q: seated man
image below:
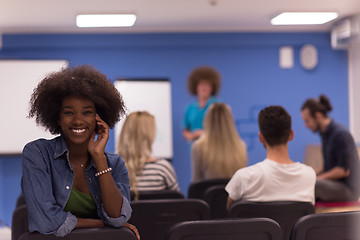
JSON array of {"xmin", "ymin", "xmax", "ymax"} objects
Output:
[
  {"xmin": 301, "ymin": 94, "xmax": 360, "ymax": 202},
  {"xmin": 226, "ymin": 105, "xmax": 316, "ymax": 209}
]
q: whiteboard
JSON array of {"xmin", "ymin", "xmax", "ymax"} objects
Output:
[
  {"xmin": 114, "ymin": 79, "xmax": 173, "ymax": 159},
  {"xmin": 0, "ymin": 60, "xmax": 68, "ymax": 154}
]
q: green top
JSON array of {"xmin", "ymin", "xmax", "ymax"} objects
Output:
[{"xmin": 64, "ymin": 188, "xmax": 98, "ymax": 219}]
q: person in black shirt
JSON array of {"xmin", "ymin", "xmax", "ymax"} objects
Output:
[{"xmin": 301, "ymin": 94, "xmax": 360, "ymax": 202}]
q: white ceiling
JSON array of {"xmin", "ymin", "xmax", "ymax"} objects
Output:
[{"xmin": 0, "ymin": 0, "xmax": 359, "ymax": 34}]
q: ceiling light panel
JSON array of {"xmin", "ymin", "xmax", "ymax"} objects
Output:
[
  {"xmin": 76, "ymin": 14, "xmax": 136, "ymax": 27},
  {"xmin": 271, "ymin": 12, "xmax": 338, "ymax": 25}
]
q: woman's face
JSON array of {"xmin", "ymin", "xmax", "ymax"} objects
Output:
[
  {"xmin": 196, "ymin": 80, "xmax": 213, "ymax": 99},
  {"xmin": 58, "ymin": 96, "xmax": 96, "ymax": 147}
]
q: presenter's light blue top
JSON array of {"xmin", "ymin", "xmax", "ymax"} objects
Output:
[
  {"xmin": 21, "ymin": 135, "xmax": 132, "ymax": 237},
  {"xmin": 183, "ymin": 97, "xmax": 218, "ymax": 132}
]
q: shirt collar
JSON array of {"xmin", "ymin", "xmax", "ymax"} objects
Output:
[
  {"xmin": 54, "ymin": 135, "xmax": 68, "ymax": 159},
  {"xmin": 201, "ymin": 96, "xmax": 216, "ymax": 108},
  {"xmin": 321, "ymin": 119, "xmax": 335, "ymax": 138}
]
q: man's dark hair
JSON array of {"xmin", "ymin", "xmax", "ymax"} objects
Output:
[
  {"xmin": 258, "ymin": 105, "xmax": 291, "ymax": 147},
  {"xmin": 301, "ymin": 94, "xmax": 332, "ymax": 117}
]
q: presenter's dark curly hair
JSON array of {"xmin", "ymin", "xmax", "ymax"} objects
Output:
[
  {"xmin": 187, "ymin": 66, "xmax": 221, "ymax": 96},
  {"xmin": 28, "ymin": 64, "xmax": 125, "ymax": 135}
]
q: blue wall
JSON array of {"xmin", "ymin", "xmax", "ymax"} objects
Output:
[{"xmin": 0, "ymin": 32, "xmax": 348, "ymax": 225}]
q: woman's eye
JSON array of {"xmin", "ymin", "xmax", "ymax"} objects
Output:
[
  {"xmin": 84, "ymin": 111, "xmax": 93, "ymax": 115},
  {"xmin": 64, "ymin": 111, "xmax": 73, "ymax": 115}
]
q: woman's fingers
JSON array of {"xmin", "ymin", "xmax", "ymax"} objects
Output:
[
  {"xmin": 88, "ymin": 114, "xmax": 109, "ymax": 156},
  {"xmin": 124, "ymin": 223, "xmax": 140, "ymax": 240},
  {"xmin": 95, "ymin": 114, "xmax": 109, "ymax": 140}
]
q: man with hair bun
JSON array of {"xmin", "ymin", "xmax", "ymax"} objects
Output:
[{"xmin": 301, "ymin": 94, "xmax": 360, "ymax": 202}]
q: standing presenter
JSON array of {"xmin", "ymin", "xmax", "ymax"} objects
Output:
[{"xmin": 182, "ymin": 66, "xmax": 221, "ymax": 142}]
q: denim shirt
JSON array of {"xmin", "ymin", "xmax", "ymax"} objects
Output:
[{"xmin": 21, "ymin": 135, "xmax": 132, "ymax": 237}]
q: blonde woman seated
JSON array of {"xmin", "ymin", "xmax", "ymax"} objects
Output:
[
  {"xmin": 118, "ymin": 111, "xmax": 180, "ymax": 199},
  {"xmin": 191, "ymin": 102, "xmax": 247, "ymax": 182}
]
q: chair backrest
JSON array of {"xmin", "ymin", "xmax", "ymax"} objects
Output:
[
  {"xmin": 131, "ymin": 190, "xmax": 184, "ymax": 201},
  {"xmin": 16, "ymin": 194, "xmax": 26, "ymax": 208},
  {"xmin": 203, "ymin": 184, "xmax": 228, "ymax": 219},
  {"xmin": 11, "ymin": 205, "xmax": 29, "ymax": 240},
  {"xmin": 11, "ymin": 205, "xmax": 137, "ymax": 240},
  {"xmin": 165, "ymin": 218, "xmax": 282, "ymax": 240},
  {"xmin": 290, "ymin": 211, "xmax": 360, "ymax": 240},
  {"xmin": 303, "ymin": 144, "xmax": 324, "ymax": 174},
  {"xmin": 229, "ymin": 201, "xmax": 315, "ymax": 240},
  {"xmin": 129, "ymin": 199, "xmax": 210, "ymax": 240},
  {"xmin": 18, "ymin": 227, "xmax": 137, "ymax": 240},
  {"xmin": 188, "ymin": 178, "xmax": 230, "ymax": 199}
]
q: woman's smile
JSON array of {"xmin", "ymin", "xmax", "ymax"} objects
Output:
[{"xmin": 71, "ymin": 128, "xmax": 88, "ymax": 135}]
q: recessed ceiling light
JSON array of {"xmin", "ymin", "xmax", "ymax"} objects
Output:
[
  {"xmin": 76, "ymin": 14, "xmax": 136, "ymax": 28},
  {"xmin": 271, "ymin": 12, "xmax": 338, "ymax": 25}
]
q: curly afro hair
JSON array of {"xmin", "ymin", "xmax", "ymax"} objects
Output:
[
  {"xmin": 28, "ymin": 64, "xmax": 126, "ymax": 135},
  {"xmin": 187, "ymin": 66, "xmax": 221, "ymax": 96}
]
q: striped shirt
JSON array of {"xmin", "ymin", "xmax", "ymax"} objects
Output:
[{"xmin": 136, "ymin": 159, "xmax": 180, "ymax": 192}]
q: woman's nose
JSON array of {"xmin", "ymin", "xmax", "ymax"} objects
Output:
[{"xmin": 73, "ymin": 113, "xmax": 84, "ymax": 124}]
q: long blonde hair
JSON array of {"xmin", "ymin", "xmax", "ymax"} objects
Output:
[
  {"xmin": 196, "ymin": 102, "xmax": 247, "ymax": 178},
  {"xmin": 117, "ymin": 111, "xmax": 156, "ymax": 197}
]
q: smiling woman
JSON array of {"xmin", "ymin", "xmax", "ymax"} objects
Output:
[{"xmin": 22, "ymin": 65, "xmax": 139, "ymax": 239}]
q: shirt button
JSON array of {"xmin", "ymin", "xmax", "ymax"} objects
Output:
[{"xmin": 66, "ymin": 186, "xmax": 70, "ymax": 190}]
